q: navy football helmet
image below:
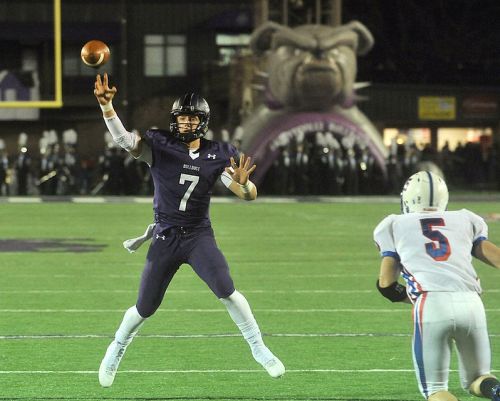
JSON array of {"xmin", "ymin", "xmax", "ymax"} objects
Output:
[{"xmin": 169, "ymin": 93, "xmax": 210, "ymax": 143}]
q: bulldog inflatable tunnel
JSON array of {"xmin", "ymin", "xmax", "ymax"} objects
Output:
[{"xmin": 240, "ymin": 20, "xmax": 388, "ymax": 187}]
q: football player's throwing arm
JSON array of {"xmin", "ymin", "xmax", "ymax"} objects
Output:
[{"xmin": 94, "ymin": 73, "xmax": 150, "ymax": 163}]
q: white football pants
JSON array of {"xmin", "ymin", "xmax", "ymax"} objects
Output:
[{"xmin": 412, "ymin": 291, "xmax": 492, "ymax": 399}]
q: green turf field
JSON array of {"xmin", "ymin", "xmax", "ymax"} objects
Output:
[{"xmin": 0, "ymin": 200, "xmax": 499, "ymax": 401}]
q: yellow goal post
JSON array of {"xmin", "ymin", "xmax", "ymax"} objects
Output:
[{"xmin": 0, "ymin": 0, "xmax": 62, "ymax": 108}]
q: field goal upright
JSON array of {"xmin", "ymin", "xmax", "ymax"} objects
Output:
[{"xmin": 0, "ymin": 0, "xmax": 62, "ymax": 109}]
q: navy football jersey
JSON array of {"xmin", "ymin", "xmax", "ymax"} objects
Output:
[{"xmin": 143, "ymin": 129, "xmax": 238, "ymax": 229}]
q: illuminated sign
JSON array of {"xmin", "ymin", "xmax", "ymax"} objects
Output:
[{"xmin": 418, "ymin": 96, "xmax": 456, "ymax": 120}]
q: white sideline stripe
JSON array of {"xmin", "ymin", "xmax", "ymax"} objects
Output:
[
  {"xmin": 2, "ymin": 195, "xmax": 498, "ymax": 204},
  {"xmin": 131, "ymin": 197, "xmax": 154, "ymax": 203},
  {"xmin": 0, "ymin": 196, "xmax": 400, "ymax": 204},
  {"xmin": 7, "ymin": 197, "xmax": 42, "ymax": 203},
  {"xmin": 71, "ymin": 197, "xmax": 106, "ymax": 203}
]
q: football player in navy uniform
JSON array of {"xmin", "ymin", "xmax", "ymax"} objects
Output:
[{"xmin": 93, "ymin": 73, "xmax": 285, "ymax": 387}]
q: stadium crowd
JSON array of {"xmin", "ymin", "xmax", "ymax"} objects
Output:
[{"xmin": 0, "ymin": 128, "xmax": 498, "ymax": 196}]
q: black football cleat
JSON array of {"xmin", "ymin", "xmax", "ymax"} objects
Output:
[{"xmin": 492, "ymin": 384, "xmax": 500, "ymax": 401}]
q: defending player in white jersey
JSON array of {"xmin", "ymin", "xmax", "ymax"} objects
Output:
[{"xmin": 373, "ymin": 171, "xmax": 500, "ymax": 401}]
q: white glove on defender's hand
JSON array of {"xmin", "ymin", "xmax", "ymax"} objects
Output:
[{"xmin": 123, "ymin": 223, "xmax": 156, "ymax": 253}]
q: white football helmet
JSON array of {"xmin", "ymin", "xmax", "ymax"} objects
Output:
[{"xmin": 400, "ymin": 171, "xmax": 449, "ymax": 214}]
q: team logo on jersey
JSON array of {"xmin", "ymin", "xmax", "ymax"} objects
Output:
[
  {"xmin": 183, "ymin": 164, "xmax": 200, "ymax": 172},
  {"xmin": 207, "ymin": 154, "xmax": 216, "ymax": 159},
  {"xmin": 156, "ymin": 234, "xmax": 166, "ymax": 241}
]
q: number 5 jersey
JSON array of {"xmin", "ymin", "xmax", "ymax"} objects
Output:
[{"xmin": 373, "ymin": 209, "xmax": 488, "ymax": 300}]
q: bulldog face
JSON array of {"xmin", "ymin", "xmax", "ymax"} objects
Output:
[{"xmin": 251, "ymin": 21, "xmax": 373, "ymax": 110}]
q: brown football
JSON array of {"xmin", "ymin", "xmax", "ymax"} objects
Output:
[{"xmin": 81, "ymin": 40, "xmax": 110, "ymax": 68}]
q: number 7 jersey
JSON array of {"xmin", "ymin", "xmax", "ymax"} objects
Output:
[
  {"xmin": 373, "ymin": 209, "xmax": 488, "ymax": 299},
  {"xmin": 143, "ymin": 129, "xmax": 238, "ymax": 229}
]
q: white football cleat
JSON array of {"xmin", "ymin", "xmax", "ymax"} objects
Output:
[
  {"xmin": 262, "ymin": 357, "xmax": 285, "ymax": 378},
  {"xmin": 99, "ymin": 340, "xmax": 127, "ymax": 387},
  {"xmin": 251, "ymin": 344, "xmax": 285, "ymax": 378}
]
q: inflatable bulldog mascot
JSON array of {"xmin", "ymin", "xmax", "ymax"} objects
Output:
[{"xmin": 241, "ymin": 20, "xmax": 388, "ymax": 184}]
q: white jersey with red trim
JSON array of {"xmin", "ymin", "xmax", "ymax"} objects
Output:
[{"xmin": 373, "ymin": 209, "xmax": 487, "ymax": 300}]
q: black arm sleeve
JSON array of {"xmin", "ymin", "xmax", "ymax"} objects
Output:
[{"xmin": 376, "ymin": 280, "xmax": 408, "ymax": 302}]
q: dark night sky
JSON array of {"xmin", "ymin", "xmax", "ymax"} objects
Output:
[{"xmin": 340, "ymin": 0, "xmax": 500, "ymax": 86}]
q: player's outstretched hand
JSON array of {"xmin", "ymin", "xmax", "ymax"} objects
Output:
[
  {"xmin": 94, "ymin": 73, "xmax": 117, "ymax": 106},
  {"xmin": 226, "ymin": 153, "xmax": 256, "ymax": 185}
]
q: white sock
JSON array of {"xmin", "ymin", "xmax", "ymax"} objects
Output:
[
  {"xmin": 220, "ymin": 290, "xmax": 274, "ymax": 363},
  {"xmin": 114, "ymin": 305, "xmax": 146, "ymax": 346}
]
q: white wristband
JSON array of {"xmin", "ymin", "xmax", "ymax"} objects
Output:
[
  {"xmin": 239, "ymin": 181, "xmax": 255, "ymax": 194},
  {"xmin": 220, "ymin": 171, "xmax": 233, "ymax": 188},
  {"xmin": 100, "ymin": 102, "xmax": 114, "ymax": 113}
]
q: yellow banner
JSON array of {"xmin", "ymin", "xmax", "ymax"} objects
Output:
[{"xmin": 418, "ymin": 96, "xmax": 456, "ymax": 120}]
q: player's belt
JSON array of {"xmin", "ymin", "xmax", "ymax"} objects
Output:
[{"xmin": 165, "ymin": 225, "xmax": 200, "ymax": 235}]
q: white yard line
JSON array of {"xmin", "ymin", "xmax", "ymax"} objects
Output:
[
  {"xmin": 0, "ymin": 308, "xmax": 413, "ymax": 313},
  {"xmin": 1, "ymin": 332, "xmax": 500, "ymax": 340},
  {"xmin": 1, "ymin": 368, "xmax": 498, "ymax": 374},
  {"xmin": 0, "ymin": 273, "xmax": 376, "ymax": 279},
  {"xmin": 1, "ymin": 308, "xmax": 500, "ymax": 313},
  {"xmin": 0, "ymin": 289, "xmax": 375, "ymax": 294},
  {"xmin": 0, "ymin": 333, "xmax": 410, "ymax": 340},
  {"xmin": 1, "ymin": 288, "xmax": 500, "ymax": 294},
  {"xmin": 0, "ymin": 368, "xmax": 432, "ymax": 374}
]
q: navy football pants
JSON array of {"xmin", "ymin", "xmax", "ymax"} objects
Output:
[{"xmin": 136, "ymin": 226, "xmax": 235, "ymax": 318}]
